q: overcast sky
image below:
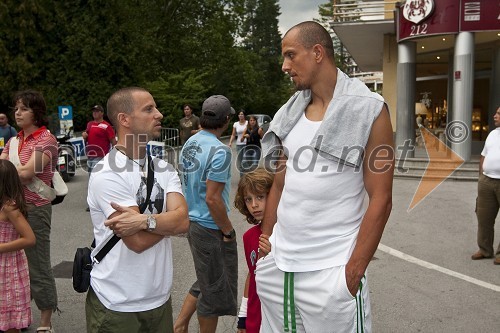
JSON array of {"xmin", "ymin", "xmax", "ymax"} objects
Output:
[{"xmin": 278, "ymin": 0, "xmax": 325, "ymax": 35}]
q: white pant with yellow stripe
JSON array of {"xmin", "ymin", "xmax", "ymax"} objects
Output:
[{"xmin": 256, "ymin": 251, "xmax": 371, "ymax": 333}]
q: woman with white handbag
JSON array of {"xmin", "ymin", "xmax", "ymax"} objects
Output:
[{"xmin": 0, "ymin": 90, "xmax": 59, "ymax": 333}]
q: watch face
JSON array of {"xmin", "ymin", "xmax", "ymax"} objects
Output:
[{"xmin": 147, "ymin": 215, "xmax": 157, "ymax": 231}]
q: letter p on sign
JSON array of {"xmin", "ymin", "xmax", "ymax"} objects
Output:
[{"xmin": 58, "ymin": 105, "xmax": 73, "ymax": 120}]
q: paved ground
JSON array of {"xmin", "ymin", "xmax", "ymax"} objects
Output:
[{"xmin": 23, "ymin": 149, "xmax": 499, "ymax": 333}]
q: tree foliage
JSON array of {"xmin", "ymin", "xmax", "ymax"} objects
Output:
[{"xmin": 0, "ymin": 0, "xmax": 291, "ymax": 132}]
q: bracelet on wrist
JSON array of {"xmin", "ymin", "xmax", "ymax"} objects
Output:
[
  {"xmin": 222, "ymin": 228, "xmax": 236, "ymax": 239},
  {"xmin": 237, "ymin": 317, "xmax": 246, "ymax": 329}
]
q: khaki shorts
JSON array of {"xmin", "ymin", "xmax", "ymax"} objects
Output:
[{"xmin": 85, "ymin": 287, "xmax": 173, "ymax": 333}]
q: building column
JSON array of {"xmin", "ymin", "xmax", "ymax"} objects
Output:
[
  {"xmin": 446, "ymin": 49, "xmax": 454, "ymax": 130},
  {"xmin": 451, "ymin": 32, "xmax": 474, "ymax": 160},
  {"xmin": 489, "ymin": 44, "xmax": 500, "ymax": 132},
  {"xmin": 395, "ymin": 41, "xmax": 416, "ymax": 158}
]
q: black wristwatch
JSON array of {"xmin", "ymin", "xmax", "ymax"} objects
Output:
[{"xmin": 222, "ymin": 228, "xmax": 236, "ymax": 239}]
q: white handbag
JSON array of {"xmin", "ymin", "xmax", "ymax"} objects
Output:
[{"xmin": 8, "ymin": 134, "xmax": 68, "ymax": 204}]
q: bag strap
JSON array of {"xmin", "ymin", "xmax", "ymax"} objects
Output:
[
  {"xmin": 139, "ymin": 154, "xmax": 155, "ymax": 214},
  {"xmin": 93, "ymin": 154, "xmax": 155, "ymax": 263}
]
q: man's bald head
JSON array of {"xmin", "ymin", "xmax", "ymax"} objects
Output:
[{"xmin": 284, "ymin": 21, "xmax": 335, "ymax": 62}]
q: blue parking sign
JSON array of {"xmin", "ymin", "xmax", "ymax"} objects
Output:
[{"xmin": 58, "ymin": 106, "xmax": 73, "ymax": 120}]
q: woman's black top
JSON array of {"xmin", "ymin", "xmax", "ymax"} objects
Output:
[{"xmin": 246, "ymin": 126, "xmax": 261, "ymax": 148}]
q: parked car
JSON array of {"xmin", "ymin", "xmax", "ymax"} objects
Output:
[{"xmin": 248, "ymin": 114, "xmax": 272, "ymax": 133}]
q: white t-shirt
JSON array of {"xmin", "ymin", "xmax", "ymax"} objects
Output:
[
  {"xmin": 481, "ymin": 127, "xmax": 500, "ymax": 179},
  {"xmin": 234, "ymin": 121, "xmax": 248, "ymax": 145},
  {"xmin": 88, "ymin": 149, "xmax": 183, "ymax": 312},
  {"xmin": 271, "ymin": 113, "xmax": 366, "ymax": 272}
]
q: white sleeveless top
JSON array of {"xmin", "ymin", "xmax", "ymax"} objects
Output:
[
  {"xmin": 271, "ymin": 113, "xmax": 366, "ymax": 272},
  {"xmin": 234, "ymin": 121, "xmax": 248, "ymax": 145}
]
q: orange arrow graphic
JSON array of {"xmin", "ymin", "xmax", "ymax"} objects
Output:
[{"xmin": 408, "ymin": 126, "xmax": 465, "ymax": 211}]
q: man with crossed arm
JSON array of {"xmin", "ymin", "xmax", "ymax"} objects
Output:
[{"xmin": 86, "ymin": 87, "xmax": 189, "ymax": 333}]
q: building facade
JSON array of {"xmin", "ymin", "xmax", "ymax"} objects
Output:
[{"xmin": 331, "ymin": 0, "xmax": 500, "ymax": 160}]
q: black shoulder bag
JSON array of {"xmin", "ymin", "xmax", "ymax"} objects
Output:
[{"xmin": 72, "ymin": 155, "xmax": 155, "ymax": 293}]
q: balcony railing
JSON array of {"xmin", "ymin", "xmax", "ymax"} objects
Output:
[{"xmin": 332, "ymin": 0, "xmax": 398, "ymax": 22}]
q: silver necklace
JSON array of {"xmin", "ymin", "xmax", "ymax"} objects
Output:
[{"xmin": 115, "ymin": 148, "xmax": 146, "ymax": 170}]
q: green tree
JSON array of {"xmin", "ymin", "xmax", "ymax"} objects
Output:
[
  {"xmin": 238, "ymin": 0, "xmax": 290, "ymax": 115},
  {"xmin": 0, "ymin": 0, "xmax": 289, "ymax": 132},
  {"xmin": 0, "ymin": 0, "xmax": 59, "ymax": 108},
  {"xmin": 146, "ymin": 69, "xmax": 211, "ymax": 129},
  {"xmin": 44, "ymin": 0, "xmax": 162, "ymax": 130}
]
